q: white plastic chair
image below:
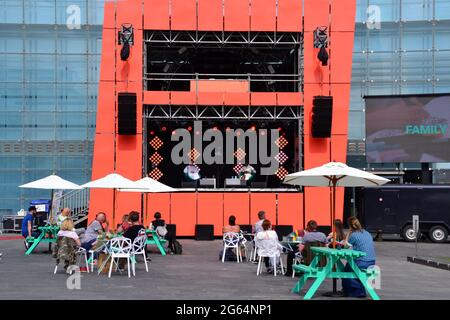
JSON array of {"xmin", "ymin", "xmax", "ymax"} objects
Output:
[
  {"xmin": 292, "ymin": 251, "xmax": 303, "ymax": 278},
  {"xmin": 255, "ymin": 238, "xmax": 284, "ymax": 276},
  {"xmin": 131, "ymin": 231, "xmax": 149, "ymax": 275},
  {"xmin": 222, "ymin": 232, "xmax": 242, "ymax": 263},
  {"xmin": 107, "ymin": 237, "xmax": 132, "ymax": 278}
]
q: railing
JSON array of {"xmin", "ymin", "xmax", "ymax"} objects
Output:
[
  {"xmin": 55, "ymin": 188, "xmax": 90, "ymax": 226},
  {"xmin": 144, "ymin": 72, "xmax": 303, "ymax": 92}
]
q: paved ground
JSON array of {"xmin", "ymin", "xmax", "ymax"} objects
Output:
[{"xmin": 0, "ymin": 237, "xmax": 449, "ymax": 300}]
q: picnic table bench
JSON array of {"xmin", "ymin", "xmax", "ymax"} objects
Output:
[
  {"xmin": 25, "ymin": 225, "xmax": 59, "ymax": 255},
  {"xmin": 292, "ymin": 247, "xmax": 380, "ymax": 300}
]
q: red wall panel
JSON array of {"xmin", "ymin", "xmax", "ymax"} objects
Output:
[
  {"xmin": 171, "ymin": 0, "xmax": 197, "ymax": 31},
  {"xmin": 277, "ymin": 193, "xmax": 303, "ymax": 230},
  {"xmin": 304, "ymin": 0, "xmax": 330, "ymax": 32},
  {"xmin": 304, "ymin": 187, "xmax": 332, "ymax": 226},
  {"xmin": 197, "ymin": 92, "xmax": 224, "ymax": 105},
  {"xmin": 250, "ymin": 193, "xmax": 276, "ymax": 225},
  {"xmin": 198, "ymin": 193, "xmax": 224, "ymax": 236},
  {"xmin": 225, "ymin": 0, "xmax": 250, "ymax": 31},
  {"xmin": 198, "ymin": 0, "xmax": 223, "ymax": 31},
  {"xmin": 102, "ymin": 2, "xmax": 115, "ymax": 29},
  {"xmin": 277, "ymin": 0, "xmax": 302, "ymax": 32},
  {"xmin": 143, "ymin": 91, "xmax": 171, "ymax": 105},
  {"xmin": 171, "ymin": 193, "xmax": 197, "ymax": 236},
  {"xmin": 99, "ymin": 29, "xmax": 116, "ymax": 82},
  {"xmin": 116, "ymin": 0, "xmax": 142, "ymax": 29},
  {"xmin": 277, "ymin": 93, "xmax": 303, "ymax": 106},
  {"xmin": 251, "ymin": 0, "xmax": 276, "ymax": 31},
  {"xmin": 144, "ymin": 0, "xmax": 170, "ymax": 30},
  {"xmin": 331, "ymin": 0, "xmax": 357, "ymax": 32},
  {"xmin": 171, "ymin": 91, "xmax": 196, "ymax": 105},
  {"xmin": 330, "ymin": 84, "xmax": 351, "ymax": 135},
  {"xmin": 224, "ymin": 193, "xmax": 250, "ymax": 225},
  {"xmin": 95, "ymin": 82, "xmax": 116, "ymax": 134},
  {"xmin": 330, "ymin": 32, "xmax": 355, "ymax": 84},
  {"xmin": 251, "ymin": 92, "xmax": 277, "ymax": 106},
  {"xmin": 224, "ymin": 92, "xmax": 250, "ymax": 106},
  {"xmin": 145, "ymin": 193, "xmax": 171, "ymax": 226}
]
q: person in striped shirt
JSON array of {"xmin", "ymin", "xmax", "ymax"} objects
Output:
[{"xmin": 342, "ymin": 216, "xmax": 376, "ymax": 298}]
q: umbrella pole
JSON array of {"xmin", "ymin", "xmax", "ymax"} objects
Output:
[
  {"xmin": 332, "ymin": 181, "xmax": 337, "ymax": 293},
  {"xmin": 145, "ymin": 193, "xmax": 148, "ymax": 227},
  {"xmin": 112, "ymin": 188, "xmax": 116, "ymax": 231}
]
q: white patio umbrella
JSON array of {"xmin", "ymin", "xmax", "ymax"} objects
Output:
[
  {"xmin": 284, "ymin": 162, "xmax": 390, "ymax": 247},
  {"xmin": 119, "ymin": 177, "xmax": 177, "ymax": 226},
  {"xmin": 19, "ymin": 174, "xmax": 83, "ymax": 223},
  {"xmin": 81, "ymin": 173, "xmax": 146, "ymax": 228}
]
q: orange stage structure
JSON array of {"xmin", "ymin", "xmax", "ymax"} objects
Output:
[{"xmin": 89, "ymin": 0, "xmax": 357, "ymax": 236}]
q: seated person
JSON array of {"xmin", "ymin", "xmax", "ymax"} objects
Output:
[
  {"xmin": 285, "ymin": 220, "xmax": 327, "ymax": 276},
  {"xmin": 254, "ymin": 219, "xmax": 282, "ymax": 274},
  {"xmin": 223, "ymin": 215, "xmax": 240, "ymax": 233},
  {"xmin": 57, "ymin": 207, "xmax": 86, "ymax": 236},
  {"xmin": 116, "ymin": 214, "xmax": 130, "ymax": 233},
  {"xmin": 22, "ymin": 206, "xmax": 38, "ymax": 244},
  {"xmin": 327, "ymin": 219, "xmax": 346, "ymax": 247},
  {"xmin": 80, "ymin": 212, "xmax": 109, "ymax": 251},
  {"xmin": 150, "ymin": 212, "xmax": 175, "ymax": 253},
  {"xmin": 253, "ymin": 211, "xmax": 266, "ymax": 235},
  {"xmin": 123, "ymin": 211, "xmax": 145, "ymax": 243},
  {"xmin": 341, "ymin": 217, "xmax": 376, "ymax": 298},
  {"xmin": 53, "ymin": 219, "xmax": 81, "ymax": 273}
]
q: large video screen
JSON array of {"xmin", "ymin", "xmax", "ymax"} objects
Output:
[{"xmin": 365, "ymin": 94, "xmax": 450, "ymax": 163}]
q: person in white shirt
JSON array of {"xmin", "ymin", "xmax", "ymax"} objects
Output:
[
  {"xmin": 253, "ymin": 211, "xmax": 266, "ymax": 235},
  {"xmin": 254, "ymin": 219, "xmax": 282, "ymax": 274}
]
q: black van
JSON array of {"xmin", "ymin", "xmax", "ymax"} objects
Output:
[{"xmin": 358, "ymin": 185, "xmax": 450, "ymax": 243}]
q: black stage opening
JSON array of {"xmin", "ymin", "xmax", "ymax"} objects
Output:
[{"xmin": 145, "ymin": 119, "xmax": 300, "ymax": 188}]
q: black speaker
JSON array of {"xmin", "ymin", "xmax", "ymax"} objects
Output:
[
  {"xmin": 239, "ymin": 224, "xmax": 253, "ymax": 234},
  {"xmin": 118, "ymin": 92, "xmax": 137, "ymax": 135},
  {"xmin": 274, "ymin": 225, "xmax": 293, "ymax": 241},
  {"xmin": 167, "ymin": 224, "xmax": 176, "ymax": 238},
  {"xmin": 195, "ymin": 224, "xmax": 214, "ymax": 241},
  {"xmin": 312, "ymin": 96, "xmax": 333, "ymax": 138},
  {"xmin": 317, "ymin": 225, "xmax": 332, "ymax": 235}
]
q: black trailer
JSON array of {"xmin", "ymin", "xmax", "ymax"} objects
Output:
[{"xmin": 358, "ymin": 185, "xmax": 450, "ymax": 243}]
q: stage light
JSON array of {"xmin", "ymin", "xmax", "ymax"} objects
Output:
[
  {"xmin": 178, "ymin": 47, "xmax": 187, "ymax": 55},
  {"xmin": 119, "ymin": 24, "xmax": 134, "ymax": 61},
  {"xmin": 150, "ymin": 131, "xmax": 155, "ymax": 135},
  {"xmin": 274, "ymin": 151, "xmax": 288, "ymax": 165},
  {"xmin": 187, "ymin": 126, "xmax": 193, "ymax": 132},
  {"xmin": 161, "ymin": 126, "xmax": 167, "ymax": 132},
  {"xmin": 233, "ymin": 164, "xmax": 244, "ymax": 174},
  {"xmin": 250, "ymin": 125, "xmax": 256, "ymax": 131},
  {"xmin": 275, "ymin": 136, "xmax": 288, "ymax": 149},
  {"xmin": 275, "ymin": 167, "xmax": 289, "ymax": 180},
  {"xmin": 149, "ymin": 168, "xmax": 163, "ymax": 181},
  {"xmin": 234, "ymin": 148, "xmax": 246, "ymax": 161},
  {"xmin": 314, "ymin": 26, "xmax": 329, "ymax": 66},
  {"xmin": 149, "ymin": 136, "xmax": 163, "ymax": 150},
  {"xmin": 149, "ymin": 152, "xmax": 164, "ymax": 166},
  {"xmin": 195, "ymin": 131, "xmax": 201, "ymax": 136}
]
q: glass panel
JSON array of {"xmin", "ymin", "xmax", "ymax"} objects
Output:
[
  {"xmin": 401, "ymin": 0, "xmax": 432, "ymax": 22},
  {"xmin": 348, "ymin": 111, "xmax": 365, "ymax": 139},
  {"xmin": 367, "ymin": 52, "xmax": 401, "ymax": 82},
  {"xmin": 402, "ymin": 24, "xmax": 433, "ymax": 51},
  {"xmin": 401, "ymin": 51, "xmax": 433, "ymax": 80},
  {"xmin": 0, "ymin": 0, "xmax": 23, "ymax": 24},
  {"xmin": 400, "ymin": 81, "xmax": 434, "ymax": 94},
  {"xmin": 23, "ymin": 84, "xmax": 56, "ymax": 112},
  {"xmin": 367, "ymin": 0, "xmax": 400, "ymax": 22},
  {"xmin": 0, "ymin": 156, "xmax": 22, "ymax": 169},
  {"xmin": 435, "ymin": 0, "xmax": 450, "ymax": 21},
  {"xmin": 56, "ymin": 0, "xmax": 87, "ymax": 26},
  {"xmin": 25, "ymin": 54, "xmax": 56, "ymax": 82},
  {"xmin": 0, "ymin": 83, "xmax": 23, "ymax": 112},
  {"xmin": 57, "ymin": 29, "xmax": 87, "ymax": 54},
  {"xmin": 435, "ymin": 21, "xmax": 450, "ymax": 50},
  {"xmin": 24, "ymin": 0, "xmax": 56, "ymax": 25},
  {"xmin": 56, "ymin": 54, "xmax": 87, "ymax": 83},
  {"xmin": 0, "ymin": 28, "xmax": 23, "ymax": 53},
  {"xmin": 25, "ymin": 156, "xmax": 54, "ymax": 170},
  {"xmin": 435, "ymin": 51, "xmax": 450, "ymax": 81},
  {"xmin": 367, "ymin": 24, "xmax": 400, "ymax": 52},
  {"xmin": 57, "ymin": 84, "xmax": 87, "ymax": 112},
  {"xmin": 24, "ymin": 27, "xmax": 56, "ymax": 54},
  {"xmin": 0, "ymin": 54, "xmax": 23, "ymax": 82}
]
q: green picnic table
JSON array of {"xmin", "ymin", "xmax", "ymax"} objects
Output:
[
  {"xmin": 25, "ymin": 225, "xmax": 59, "ymax": 255},
  {"xmin": 145, "ymin": 229, "xmax": 167, "ymax": 256},
  {"xmin": 292, "ymin": 247, "xmax": 380, "ymax": 300}
]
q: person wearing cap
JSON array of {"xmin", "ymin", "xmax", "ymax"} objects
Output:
[{"xmin": 22, "ymin": 206, "xmax": 38, "ymax": 249}]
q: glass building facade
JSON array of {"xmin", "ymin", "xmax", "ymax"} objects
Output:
[{"xmin": 0, "ymin": 0, "xmax": 450, "ymax": 216}]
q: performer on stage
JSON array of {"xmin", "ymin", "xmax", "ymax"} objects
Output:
[
  {"xmin": 238, "ymin": 164, "xmax": 256, "ymax": 184},
  {"xmin": 183, "ymin": 164, "xmax": 201, "ymax": 181}
]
